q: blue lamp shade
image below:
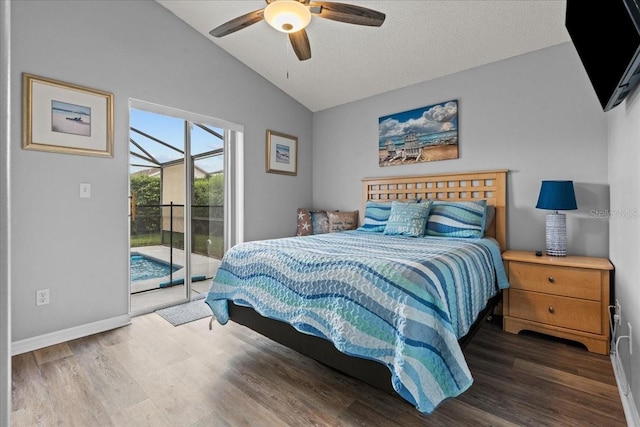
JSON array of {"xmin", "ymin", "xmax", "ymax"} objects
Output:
[{"xmin": 536, "ymin": 180, "xmax": 577, "ymax": 211}]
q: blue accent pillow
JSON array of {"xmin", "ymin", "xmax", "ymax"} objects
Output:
[
  {"xmin": 425, "ymin": 200, "xmax": 487, "ymax": 238},
  {"xmin": 356, "ymin": 201, "xmax": 393, "ymax": 232},
  {"xmin": 310, "ymin": 210, "xmax": 329, "ymax": 234},
  {"xmin": 383, "ymin": 201, "xmax": 432, "ymax": 237}
]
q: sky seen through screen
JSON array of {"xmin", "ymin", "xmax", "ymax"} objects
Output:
[{"xmin": 129, "ymin": 108, "xmax": 224, "ymax": 175}]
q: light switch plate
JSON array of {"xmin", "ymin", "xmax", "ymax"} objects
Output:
[{"xmin": 80, "ymin": 183, "xmax": 91, "ymax": 198}]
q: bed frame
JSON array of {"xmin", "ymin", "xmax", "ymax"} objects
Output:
[{"xmin": 229, "ymin": 169, "xmax": 508, "ymax": 395}]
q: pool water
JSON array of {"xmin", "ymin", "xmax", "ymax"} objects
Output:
[{"xmin": 130, "ymin": 254, "xmax": 179, "ymax": 282}]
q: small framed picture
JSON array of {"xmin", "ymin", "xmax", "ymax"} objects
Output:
[
  {"xmin": 22, "ymin": 73, "xmax": 114, "ymax": 157},
  {"xmin": 266, "ymin": 129, "xmax": 297, "ymax": 176}
]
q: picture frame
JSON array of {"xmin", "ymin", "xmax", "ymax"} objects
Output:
[
  {"xmin": 266, "ymin": 129, "xmax": 297, "ymax": 176},
  {"xmin": 378, "ymin": 99, "xmax": 458, "ymax": 167},
  {"xmin": 22, "ymin": 73, "xmax": 114, "ymax": 157}
]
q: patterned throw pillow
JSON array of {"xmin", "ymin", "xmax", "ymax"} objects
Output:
[
  {"xmin": 327, "ymin": 211, "xmax": 359, "ymax": 232},
  {"xmin": 311, "ymin": 210, "xmax": 330, "ymax": 234},
  {"xmin": 425, "ymin": 200, "xmax": 487, "ymax": 238},
  {"xmin": 296, "ymin": 208, "xmax": 313, "ymax": 236},
  {"xmin": 356, "ymin": 200, "xmax": 393, "ymax": 233},
  {"xmin": 383, "ymin": 201, "xmax": 432, "ymax": 237}
]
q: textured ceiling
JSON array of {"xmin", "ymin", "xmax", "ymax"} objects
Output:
[{"xmin": 157, "ymin": 1, "xmax": 570, "ymax": 112}]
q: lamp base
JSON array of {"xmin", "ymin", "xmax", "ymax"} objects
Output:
[{"xmin": 545, "ymin": 212, "xmax": 567, "ymax": 256}]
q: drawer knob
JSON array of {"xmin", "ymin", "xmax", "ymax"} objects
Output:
[
  {"xmin": 548, "ymin": 306, "xmax": 555, "ymax": 314},
  {"xmin": 548, "ymin": 276, "xmax": 555, "ymax": 283}
]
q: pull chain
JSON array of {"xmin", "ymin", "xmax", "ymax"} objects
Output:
[{"xmin": 285, "ymin": 34, "xmax": 290, "ymax": 79}]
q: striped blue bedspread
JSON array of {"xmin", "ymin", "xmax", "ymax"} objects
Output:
[{"xmin": 205, "ymin": 230, "xmax": 509, "ymax": 413}]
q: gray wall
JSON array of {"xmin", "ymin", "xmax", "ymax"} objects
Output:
[
  {"xmin": 10, "ymin": 0, "xmax": 312, "ymax": 343},
  {"xmin": 1, "ymin": 0, "xmax": 11, "ymax": 424},
  {"xmin": 608, "ymin": 86, "xmax": 640, "ymax": 417},
  {"xmin": 312, "ymin": 42, "xmax": 608, "ymax": 257}
]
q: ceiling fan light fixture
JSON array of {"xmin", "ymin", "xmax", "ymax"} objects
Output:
[{"xmin": 264, "ymin": 0, "xmax": 312, "ymax": 33}]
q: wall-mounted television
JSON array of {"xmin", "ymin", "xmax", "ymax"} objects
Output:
[{"xmin": 566, "ymin": 0, "xmax": 640, "ymax": 111}]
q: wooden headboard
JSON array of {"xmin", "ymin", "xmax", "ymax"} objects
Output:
[{"xmin": 361, "ymin": 169, "xmax": 508, "ymax": 250}]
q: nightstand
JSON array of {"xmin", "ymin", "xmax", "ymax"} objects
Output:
[{"xmin": 502, "ymin": 250, "xmax": 614, "ymax": 355}]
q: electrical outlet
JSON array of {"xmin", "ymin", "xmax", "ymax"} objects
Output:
[
  {"xmin": 36, "ymin": 289, "xmax": 49, "ymax": 306},
  {"xmin": 629, "ymin": 323, "xmax": 633, "ymax": 355}
]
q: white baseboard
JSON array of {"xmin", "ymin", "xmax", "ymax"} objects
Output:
[
  {"xmin": 11, "ymin": 314, "xmax": 131, "ymax": 356},
  {"xmin": 611, "ymin": 354, "xmax": 640, "ymax": 427}
]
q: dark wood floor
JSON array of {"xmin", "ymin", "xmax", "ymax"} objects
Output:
[{"xmin": 11, "ymin": 312, "xmax": 626, "ymax": 426}]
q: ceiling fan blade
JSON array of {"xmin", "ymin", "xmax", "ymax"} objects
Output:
[
  {"xmin": 310, "ymin": 1, "xmax": 385, "ymax": 27},
  {"xmin": 209, "ymin": 9, "xmax": 265, "ymax": 38},
  {"xmin": 289, "ymin": 30, "xmax": 311, "ymax": 61}
]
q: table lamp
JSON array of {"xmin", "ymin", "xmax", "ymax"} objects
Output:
[{"xmin": 536, "ymin": 180, "xmax": 577, "ymax": 256}]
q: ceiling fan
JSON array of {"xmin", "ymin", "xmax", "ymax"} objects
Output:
[{"xmin": 209, "ymin": 0, "xmax": 386, "ymax": 61}]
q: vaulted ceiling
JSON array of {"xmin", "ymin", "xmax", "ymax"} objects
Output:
[{"xmin": 157, "ymin": 1, "xmax": 570, "ymax": 112}]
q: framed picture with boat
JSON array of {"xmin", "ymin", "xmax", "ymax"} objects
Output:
[
  {"xmin": 378, "ymin": 99, "xmax": 458, "ymax": 167},
  {"xmin": 266, "ymin": 129, "xmax": 297, "ymax": 176},
  {"xmin": 22, "ymin": 73, "xmax": 114, "ymax": 157}
]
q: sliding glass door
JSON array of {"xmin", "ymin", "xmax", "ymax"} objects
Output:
[
  {"xmin": 188, "ymin": 123, "xmax": 225, "ymax": 299},
  {"xmin": 128, "ymin": 104, "xmax": 230, "ymax": 314}
]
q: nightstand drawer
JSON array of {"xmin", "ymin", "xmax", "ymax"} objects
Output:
[
  {"xmin": 508, "ymin": 262, "xmax": 601, "ymax": 301},
  {"xmin": 508, "ymin": 289, "xmax": 601, "ymax": 334}
]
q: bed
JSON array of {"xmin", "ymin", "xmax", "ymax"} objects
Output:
[{"xmin": 205, "ymin": 170, "xmax": 509, "ymax": 414}]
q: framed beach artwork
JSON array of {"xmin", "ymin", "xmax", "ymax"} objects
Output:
[
  {"xmin": 266, "ymin": 129, "xmax": 297, "ymax": 176},
  {"xmin": 378, "ymin": 99, "xmax": 458, "ymax": 167},
  {"xmin": 22, "ymin": 73, "xmax": 114, "ymax": 157}
]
